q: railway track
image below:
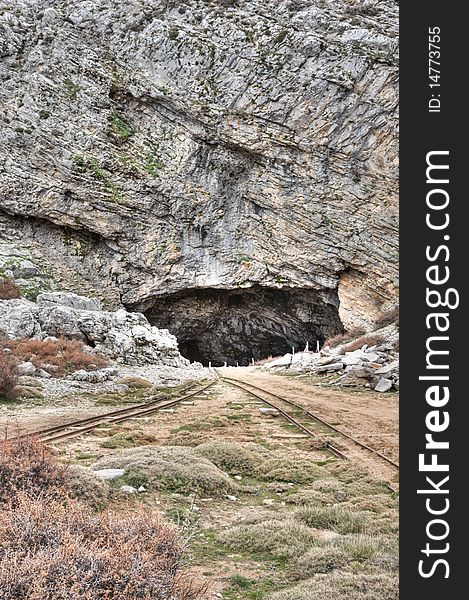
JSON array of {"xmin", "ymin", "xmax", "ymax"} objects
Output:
[
  {"xmin": 221, "ymin": 375, "xmax": 399, "ymax": 471},
  {"xmin": 22, "ymin": 381, "xmax": 216, "ymax": 444}
]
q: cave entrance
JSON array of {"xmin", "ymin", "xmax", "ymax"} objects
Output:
[{"xmin": 144, "ymin": 286, "xmax": 343, "ymax": 366}]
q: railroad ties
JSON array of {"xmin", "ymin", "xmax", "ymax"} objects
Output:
[
  {"xmin": 18, "ymin": 381, "xmax": 216, "ymax": 444},
  {"xmin": 221, "ymin": 375, "xmax": 399, "ymax": 472}
]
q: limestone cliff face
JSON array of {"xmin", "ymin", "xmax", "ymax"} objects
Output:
[{"xmin": 0, "ymin": 0, "xmax": 398, "ymax": 362}]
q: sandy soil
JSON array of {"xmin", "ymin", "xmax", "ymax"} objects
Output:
[{"xmin": 219, "ymin": 367, "xmax": 399, "ymax": 485}]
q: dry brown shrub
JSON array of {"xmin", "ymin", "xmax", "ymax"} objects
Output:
[
  {"xmin": 341, "ymin": 334, "xmax": 386, "ymax": 354},
  {"xmin": 375, "ymin": 306, "xmax": 399, "ymax": 329},
  {"xmin": 0, "ymin": 278, "xmax": 21, "ymax": 300},
  {"xmin": 0, "ymin": 438, "xmax": 204, "ymax": 599},
  {"xmin": 0, "ymin": 436, "xmax": 68, "ymax": 505},
  {"xmin": 0, "ymin": 350, "xmax": 19, "ymax": 400},
  {"xmin": 2, "ymin": 337, "xmax": 107, "ymax": 376},
  {"xmin": 0, "ymin": 495, "xmax": 205, "ymax": 600},
  {"xmin": 325, "ymin": 327, "xmax": 366, "ymax": 348}
]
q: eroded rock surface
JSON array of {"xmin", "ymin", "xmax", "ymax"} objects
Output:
[{"xmin": 0, "ymin": 0, "xmax": 398, "ymax": 352}]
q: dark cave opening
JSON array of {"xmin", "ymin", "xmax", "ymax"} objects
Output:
[{"xmin": 145, "ymin": 286, "xmax": 344, "ymax": 366}]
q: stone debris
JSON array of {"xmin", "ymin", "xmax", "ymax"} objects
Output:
[
  {"xmin": 258, "ymin": 407, "xmax": 280, "ymax": 417},
  {"xmin": 374, "ymin": 378, "xmax": 393, "ymax": 393},
  {"xmin": 265, "ymin": 353, "xmax": 293, "ymax": 368},
  {"xmin": 69, "ymin": 367, "xmax": 118, "ymax": 383},
  {"xmin": 262, "ymin": 324, "xmax": 399, "ymax": 392},
  {"xmin": 225, "ymin": 495, "xmax": 238, "ymax": 502},
  {"xmin": 17, "ymin": 361, "xmax": 36, "ymax": 376},
  {"xmin": 120, "ymin": 485, "xmax": 138, "ymax": 494}
]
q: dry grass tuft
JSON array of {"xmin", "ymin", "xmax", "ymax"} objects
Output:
[
  {"xmin": 0, "ymin": 278, "xmax": 21, "ymax": 300},
  {"xmin": 334, "ymin": 533, "xmax": 397, "ymax": 562},
  {"xmin": 259, "ymin": 455, "xmax": 323, "ymax": 484},
  {"xmin": 100, "ymin": 431, "xmax": 158, "ymax": 450},
  {"xmin": 340, "ymin": 334, "xmax": 386, "ymax": 354},
  {"xmin": 117, "ymin": 376, "xmax": 153, "ymax": 389},
  {"xmin": 2, "ymin": 337, "xmax": 107, "ymax": 376},
  {"xmin": 220, "ymin": 517, "xmax": 318, "ymax": 560},
  {"xmin": 0, "ymin": 350, "xmax": 19, "ymax": 400},
  {"xmin": 67, "ymin": 466, "xmax": 110, "ymax": 508},
  {"xmin": 324, "ymin": 327, "xmax": 366, "ymax": 348},
  {"xmin": 294, "ymin": 505, "xmax": 370, "ymax": 534},
  {"xmin": 290, "ymin": 546, "xmax": 349, "ymax": 578},
  {"xmin": 269, "ymin": 572, "xmax": 398, "ymax": 600}
]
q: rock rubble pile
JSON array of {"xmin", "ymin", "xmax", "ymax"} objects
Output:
[{"xmin": 263, "ymin": 325, "xmax": 399, "ymax": 392}]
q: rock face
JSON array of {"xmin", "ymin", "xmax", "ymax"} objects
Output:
[
  {"xmin": 0, "ymin": 0, "xmax": 398, "ymax": 362},
  {"xmin": 0, "ymin": 292, "xmax": 194, "ymax": 367}
]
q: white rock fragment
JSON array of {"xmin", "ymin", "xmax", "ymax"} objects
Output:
[
  {"xmin": 17, "ymin": 361, "xmax": 36, "ymax": 376},
  {"xmin": 374, "ymin": 377, "xmax": 393, "ymax": 393},
  {"xmin": 93, "ymin": 468, "xmax": 125, "ymax": 480},
  {"xmin": 120, "ymin": 485, "xmax": 138, "ymax": 494}
]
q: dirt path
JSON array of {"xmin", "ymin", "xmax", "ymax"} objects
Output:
[{"xmin": 219, "ymin": 367, "xmax": 399, "ymax": 485}]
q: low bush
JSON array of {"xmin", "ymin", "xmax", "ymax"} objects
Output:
[
  {"xmin": 259, "ymin": 455, "xmax": 323, "ymax": 484},
  {"xmin": 294, "ymin": 505, "xmax": 370, "ymax": 534},
  {"xmin": 0, "ymin": 278, "xmax": 21, "ymax": 300},
  {"xmin": 100, "ymin": 431, "xmax": 158, "ymax": 450},
  {"xmin": 291, "ymin": 546, "xmax": 349, "ymax": 578},
  {"xmin": 284, "ymin": 489, "xmax": 335, "ymax": 506},
  {"xmin": 67, "ymin": 466, "xmax": 110, "ymax": 508},
  {"xmin": 195, "ymin": 440, "xmax": 261, "ymax": 475},
  {"xmin": 117, "ymin": 375, "xmax": 153, "ymax": 389},
  {"xmin": 0, "ymin": 438, "xmax": 203, "ymax": 600},
  {"xmin": 220, "ymin": 517, "xmax": 317, "ymax": 560},
  {"xmin": 0, "ymin": 350, "xmax": 19, "ymax": 400},
  {"xmin": 0, "ymin": 495, "xmax": 204, "ymax": 600},
  {"xmin": 334, "ymin": 534, "xmax": 397, "ymax": 562},
  {"xmin": 2, "ymin": 337, "xmax": 107, "ymax": 376},
  {"xmin": 92, "ymin": 445, "xmax": 237, "ymax": 497},
  {"xmin": 269, "ymin": 572, "xmax": 398, "ymax": 600},
  {"xmin": 0, "ymin": 436, "xmax": 67, "ymax": 504}
]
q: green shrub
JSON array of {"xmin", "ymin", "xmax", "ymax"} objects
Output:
[
  {"xmin": 92, "ymin": 446, "xmax": 237, "ymax": 497},
  {"xmin": 220, "ymin": 518, "xmax": 317, "ymax": 559},
  {"xmin": 259, "ymin": 455, "xmax": 322, "ymax": 484},
  {"xmin": 195, "ymin": 441, "xmax": 261, "ymax": 475}
]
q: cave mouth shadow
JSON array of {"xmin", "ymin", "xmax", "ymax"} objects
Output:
[{"xmin": 144, "ymin": 286, "xmax": 344, "ymax": 366}]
